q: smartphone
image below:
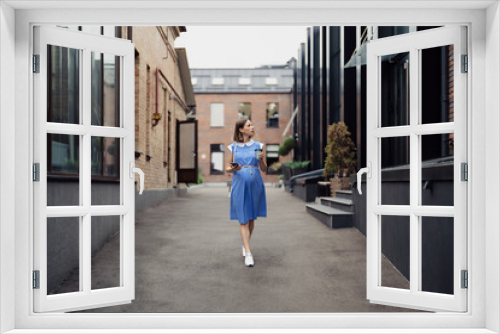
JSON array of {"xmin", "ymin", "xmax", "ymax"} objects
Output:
[{"xmin": 230, "ymin": 162, "xmax": 239, "ymax": 168}]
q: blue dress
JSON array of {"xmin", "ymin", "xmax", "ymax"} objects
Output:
[{"xmin": 228, "ymin": 140, "xmax": 267, "ymax": 224}]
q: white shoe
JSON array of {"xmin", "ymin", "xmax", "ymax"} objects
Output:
[
  {"xmin": 245, "ymin": 253, "xmax": 254, "ymax": 267},
  {"xmin": 242, "ymin": 245, "xmax": 246, "ymax": 257}
]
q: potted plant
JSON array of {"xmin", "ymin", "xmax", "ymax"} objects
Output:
[
  {"xmin": 289, "ymin": 160, "xmax": 310, "ymax": 176},
  {"xmin": 269, "ymin": 161, "xmax": 282, "ymax": 175},
  {"xmin": 278, "ymin": 137, "xmax": 296, "ymax": 156},
  {"xmin": 323, "ymin": 122, "xmax": 356, "ymax": 196}
]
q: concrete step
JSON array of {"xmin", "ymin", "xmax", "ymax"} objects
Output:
[
  {"xmin": 319, "ymin": 197, "xmax": 355, "ymax": 212},
  {"xmin": 306, "ymin": 204, "xmax": 354, "ymax": 229},
  {"xmin": 335, "ymin": 189, "xmax": 353, "ymax": 200}
]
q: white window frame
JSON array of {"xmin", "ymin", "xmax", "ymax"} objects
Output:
[
  {"xmin": 365, "ymin": 25, "xmax": 467, "ymax": 312},
  {"xmin": 1, "ymin": 2, "xmax": 498, "ymax": 334},
  {"xmin": 33, "ymin": 25, "xmax": 136, "ymax": 313},
  {"xmin": 209, "ymin": 102, "xmax": 224, "ymax": 127}
]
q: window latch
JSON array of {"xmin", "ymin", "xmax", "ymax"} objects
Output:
[
  {"xmin": 356, "ymin": 162, "xmax": 372, "ymax": 195},
  {"xmin": 129, "ymin": 162, "xmax": 144, "ymax": 195}
]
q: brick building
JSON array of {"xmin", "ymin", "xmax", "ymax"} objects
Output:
[
  {"xmin": 191, "ymin": 64, "xmax": 294, "ymax": 184},
  {"xmin": 43, "ymin": 25, "xmax": 195, "ymax": 294},
  {"xmin": 128, "ymin": 26, "xmax": 196, "ymax": 191}
]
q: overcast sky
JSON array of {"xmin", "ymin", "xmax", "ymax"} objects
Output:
[{"xmin": 174, "ymin": 26, "xmax": 309, "ymax": 69}]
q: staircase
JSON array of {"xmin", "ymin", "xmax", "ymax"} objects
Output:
[{"xmin": 306, "ymin": 190, "xmax": 354, "ymax": 228}]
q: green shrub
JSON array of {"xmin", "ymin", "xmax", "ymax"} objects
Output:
[
  {"xmin": 278, "ymin": 137, "xmax": 297, "ymax": 156},
  {"xmin": 323, "ymin": 121, "xmax": 356, "ymax": 180},
  {"xmin": 197, "ymin": 169, "xmax": 203, "ymax": 184},
  {"xmin": 269, "ymin": 162, "xmax": 282, "ymax": 172},
  {"xmin": 284, "ymin": 161, "xmax": 310, "ymax": 169}
]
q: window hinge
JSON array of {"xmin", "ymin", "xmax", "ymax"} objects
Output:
[
  {"xmin": 33, "ymin": 163, "xmax": 40, "ymax": 182},
  {"xmin": 461, "ymin": 162, "xmax": 468, "ymax": 181},
  {"xmin": 461, "ymin": 54, "xmax": 468, "ymax": 73},
  {"xmin": 33, "ymin": 54, "xmax": 40, "ymax": 73},
  {"xmin": 33, "ymin": 270, "xmax": 40, "ymax": 289},
  {"xmin": 461, "ymin": 270, "xmax": 468, "ymax": 289}
]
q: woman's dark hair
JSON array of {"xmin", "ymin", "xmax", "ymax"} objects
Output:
[{"xmin": 233, "ymin": 119, "xmax": 250, "ymax": 142}]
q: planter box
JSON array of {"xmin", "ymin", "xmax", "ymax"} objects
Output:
[
  {"xmin": 291, "ymin": 166, "xmax": 309, "ymax": 176},
  {"xmin": 330, "ymin": 176, "xmax": 350, "ymax": 196}
]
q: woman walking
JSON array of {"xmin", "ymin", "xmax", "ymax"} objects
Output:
[{"xmin": 226, "ymin": 119, "xmax": 267, "ymax": 267}]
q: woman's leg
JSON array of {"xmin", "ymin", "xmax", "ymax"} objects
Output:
[
  {"xmin": 239, "ymin": 221, "xmax": 251, "ymax": 254},
  {"xmin": 249, "ymin": 219, "xmax": 255, "ymax": 239}
]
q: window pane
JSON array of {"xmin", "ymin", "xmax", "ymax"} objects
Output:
[
  {"xmin": 210, "ymin": 144, "xmax": 224, "ymax": 175},
  {"xmin": 210, "ymin": 103, "xmax": 224, "ymax": 127},
  {"xmin": 238, "ymin": 77, "xmax": 251, "ymax": 85},
  {"xmin": 267, "ymin": 103, "xmax": 279, "ymax": 128},
  {"xmin": 380, "ymin": 215, "xmax": 410, "ymax": 290},
  {"xmin": 211, "ymin": 77, "xmax": 224, "ymax": 85},
  {"xmin": 421, "ymin": 216, "xmax": 454, "ymax": 295},
  {"xmin": 421, "ymin": 45, "xmax": 454, "ymax": 124},
  {"xmin": 421, "ymin": 133, "xmax": 454, "ymax": 206},
  {"xmin": 381, "ymin": 51, "xmax": 410, "ymax": 127},
  {"xmin": 381, "ymin": 136, "xmax": 410, "ymax": 205},
  {"xmin": 265, "ymin": 77, "xmax": 278, "ymax": 85},
  {"xmin": 48, "ymin": 45, "xmax": 80, "ymax": 124},
  {"xmin": 91, "ymin": 216, "xmax": 121, "ymax": 290},
  {"xmin": 91, "ymin": 137, "xmax": 120, "ymax": 205},
  {"xmin": 91, "ymin": 52, "xmax": 120, "ymax": 127},
  {"xmin": 47, "ymin": 217, "xmax": 80, "ymax": 295},
  {"xmin": 238, "ymin": 102, "xmax": 251, "ymax": 120},
  {"xmin": 47, "ymin": 134, "xmax": 80, "ymax": 206}
]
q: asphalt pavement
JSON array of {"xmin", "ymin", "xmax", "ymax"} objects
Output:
[{"xmin": 74, "ymin": 186, "xmax": 420, "ymax": 313}]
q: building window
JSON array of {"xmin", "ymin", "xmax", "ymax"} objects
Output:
[
  {"xmin": 266, "ymin": 144, "xmax": 280, "ymax": 174},
  {"xmin": 210, "ymin": 144, "xmax": 225, "ymax": 175},
  {"xmin": 210, "ymin": 103, "xmax": 224, "ymax": 127},
  {"xmin": 265, "ymin": 77, "xmax": 278, "ymax": 85},
  {"xmin": 238, "ymin": 102, "xmax": 251, "ymax": 121},
  {"xmin": 211, "ymin": 77, "xmax": 224, "ymax": 85},
  {"xmin": 266, "ymin": 102, "xmax": 279, "ymax": 128},
  {"xmin": 191, "ymin": 77, "xmax": 198, "ymax": 85},
  {"xmin": 238, "ymin": 77, "xmax": 251, "ymax": 85},
  {"xmin": 47, "ymin": 28, "xmax": 121, "ymax": 180}
]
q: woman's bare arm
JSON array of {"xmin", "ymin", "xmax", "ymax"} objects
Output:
[{"xmin": 225, "ymin": 146, "xmax": 241, "ymax": 173}]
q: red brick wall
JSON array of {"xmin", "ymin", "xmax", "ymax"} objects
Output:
[{"xmin": 195, "ymin": 93, "xmax": 294, "ymax": 183}]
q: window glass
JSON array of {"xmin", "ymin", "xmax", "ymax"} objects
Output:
[
  {"xmin": 381, "ymin": 51, "xmax": 410, "ymax": 127},
  {"xmin": 210, "ymin": 103, "xmax": 224, "ymax": 127},
  {"xmin": 47, "ymin": 45, "xmax": 80, "ymax": 124},
  {"xmin": 91, "ymin": 52, "xmax": 120, "ymax": 127},
  {"xmin": 211, "ymin": 77, "xmax": 224, "ymax": 85},
  {"xmin": 265, "ymin": 77, "xmax": 278, "ymax": 85},
  {"xmin": 238, "ymin": 102, "xmax": 251, "ymax": 120},
  {"xmin": 210, "ymin": 144, "xmax": 224, "ymax": 175},
  {"xmin": 266, "ymin": 144, "xmax": 279, "ymax": 174},
  {"xmin": 238, "ymin": 77, "xmax": 251, "ymax": 85},
  {"xmin": 266, "ymin": 103, "xmax": 279, "ymax": 128}
]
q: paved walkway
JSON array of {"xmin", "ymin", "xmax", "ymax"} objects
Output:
[{"xmin": 77, "ymin": 186, "xmax": 419, "ymax": 313}]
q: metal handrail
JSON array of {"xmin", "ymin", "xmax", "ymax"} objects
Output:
[{"xmin": 289, "ymin": 169, "xmax": 325, "ymax": 193}]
